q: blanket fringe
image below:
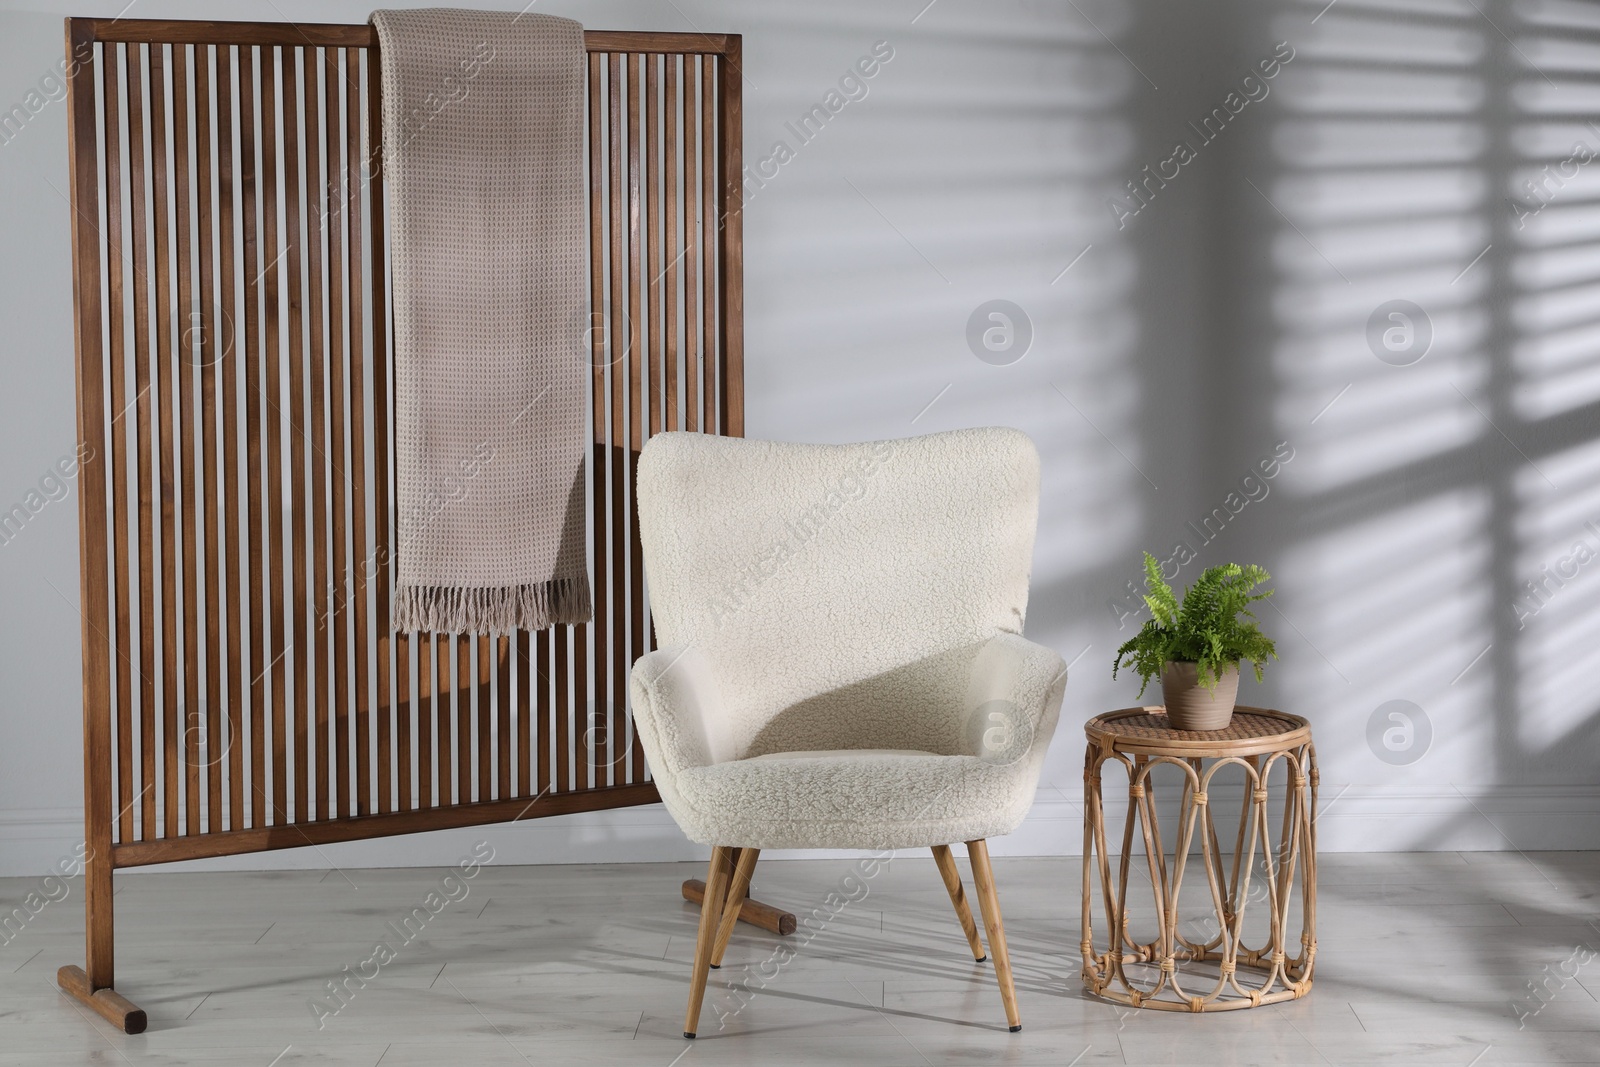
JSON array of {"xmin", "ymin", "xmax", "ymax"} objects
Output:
[{"xmin": 391, "ymin": 577, "xmax": 593, "ymax": 634}]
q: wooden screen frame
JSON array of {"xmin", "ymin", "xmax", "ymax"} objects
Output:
[{"xmin": 60, "ymin": 17, "xmax": 743, "ymax": 1032}]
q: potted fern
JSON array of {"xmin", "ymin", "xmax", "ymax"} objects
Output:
[{"xmin": 1112, "ymin": 553, "xmax": 1278, "ymax": 730}]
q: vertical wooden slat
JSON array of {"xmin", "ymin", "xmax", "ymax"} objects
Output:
[
  {"xmin": 260, "ymin": 48, "xmax": 289, "ymax": 825},
  {"xmin": 588, "ymin": 51, "xmax": 604, "ymax": 793},
  {"xmin": 100, "ymin": 43, "xmax": 136, "ymax": 845},
  {"xmin": 150, "ymin": 43, "xmax": 180, "ymax": 840},
  {"xmin": 192, "ymin": 44, "xmax": 222, "ymax": 836},
  {"xmin": 343, "ymin": 45, "xmax": 369, "ymax": 819},
  {"xmin": 170, "ymin": 45, "xmax": 203, "ymax": 836},
  {"xmin": 127, "ymin": 43, "xmax": 159, "ymax": 842},
  {"xmin": 436, "ymin": 637, "xmax": 452, "ymax": 803},
  {"xmin": 239, "ymin": 44, "xmax": 267, "ymax": 830},
  {"xmin": 444, "ymin": 638, "xmax": 458, "ymax": 804},
  {"xmin": 416, "ymin": 634, "xmax": 434, "ymax": 808},
  {"xmin": 302, "ymin": 46, "xmax": 330, "ymax": 824},
  {"xmin": 280, "ymin": 46, "xmax": 310, "ymax": 825},
  {"xmin": 625, "ymin": 53, "xmax": 645, "ymax": 789},
  {"xmin": 700, "ymin": 55, "xmax": 716, "ymax": 435},
  {"xmin": 479, "ymin": 638, "xmax": 490, "ymax": 800},
  {"xmin": 458, "ymin": 636, "xmax": 473, "ymax": 802},
  {"xmin": 465, "ymin": 641, "xmax": 477, "ymax": 803},
  {"xmin": 496, "ymin": 634, "xmax": 511, "ymax": 798},
  {"xmin": 664, "ymin": 55, "xmax": 679, "ymax": 434},
  {"xmin": 515, "ymin": 630, "xmax": 531, "ymax": 795},
  {"xmin": 376, "ymin": 598, "xmax": 395, "ymax": 812},
  {"xmin": 598, "ymin": 52, "xmax": 625, "ymax": 797},
  {"xmin": 563, "ymin": 51, "xmax": 601, "ymax": 799},
  {"xmin": 718, "ymin": 41, "xmax": 744, "ymax": 439},
  {"xmin": 566, "ymin": 630, "xmax": 585, "ymax": 790},
  {"xmin": 646, "ymin": 54, "xmax": 662, "ymax": 442},
  {"xmin": 320, "ymin": 48, "xmax": 345, "ymax": 820},
  {"xmin": 683, "ymin": 59, "xmax": 701, "ymax": 435},
  {"xmin": 396, "ymin": 636, "xmax": 413, "ymax": 810},
  {"xmin": 66, "ymin": 19, "xmax": 116, "ymax": 987},
  {"xmin": 218, "ymin": 45, "xmax": 246, "ymax": 832},
  {"xmin": 476, "ymin": 636, "xmax": 491, "ymax": 801},
  {"xmin": 553, "ymin": 627, "xmax": 570, "ymax": 793},
  {"xmin": 604, "ymin": 54, "xmax": 631, "ymax": 788},
  {"xmin": 535, "ymin": 630, "xmax": 550, "ymax": 795},
  {"xmin": 366, "ymin": 47, "xmax": 390, "ymax": 817},
  {"xmin": 579, "ymin": 49, "xmax": 598, "ymax": 799}
]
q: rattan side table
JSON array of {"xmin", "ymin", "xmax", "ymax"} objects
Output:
[{"xmin": 1080, "ymin": 706, "xmax": 1318, "ymax": 1012}]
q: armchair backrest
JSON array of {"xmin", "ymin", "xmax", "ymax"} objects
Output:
[{"xmin": 636, "ymin": 427, "xmax": 1040, "ymax": 760}]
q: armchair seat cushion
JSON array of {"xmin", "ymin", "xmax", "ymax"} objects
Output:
[{"xmin": 671, "ymin": 748, "xmax": 1038, "ymax": 851}]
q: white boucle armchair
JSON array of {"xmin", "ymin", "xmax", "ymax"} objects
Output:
[{"xmin": 631, "ymin": 427, "xmax": 1067, "ymax": 1037}]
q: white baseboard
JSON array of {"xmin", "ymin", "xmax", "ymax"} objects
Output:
[{"xmin": 1, "ymin": 784, "xmax": 1597, "ymax": 878}]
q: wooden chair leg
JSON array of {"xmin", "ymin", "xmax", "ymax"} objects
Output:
[
  {"xmin": 931, "ymin": 844, "xmax": 987, "ymax": 962},
  {"xmin": 711, "ymin": 847, "xmax": 760, "ymax": 968},
  {"xmin": 966, "ymin": 839, "xmax": 1021, "ymax": 1032},
  {"xmin": 684, "ymin": 846, "xmax": 734, "ymax": 1039}
]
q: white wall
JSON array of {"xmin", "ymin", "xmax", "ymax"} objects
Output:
[{"xmin": 2, "ymin": 0, "xmax": 1597, "ymax": 878}]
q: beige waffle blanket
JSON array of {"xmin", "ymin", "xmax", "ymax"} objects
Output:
[{"xmin": 373, "ymin": 7, "xmax": 592, "ymax": 633}]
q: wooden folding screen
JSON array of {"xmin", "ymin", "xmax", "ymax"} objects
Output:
[{"xmin": 60, "ymin": 17, "xmax": 743, "ymax": 1032}]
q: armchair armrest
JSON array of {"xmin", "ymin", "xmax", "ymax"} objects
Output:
[
  {"xmin": 629, "ymin": 645, "xmax": 732, "ymax": 781},
  {"xmin": 960, "ymin": 633, "xmax": 1068, "ymax": 764}
]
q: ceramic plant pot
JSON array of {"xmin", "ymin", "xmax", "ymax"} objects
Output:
[{"xmin": 1160, "ymin": 660, "xmax": 1241, "ymax": 731}]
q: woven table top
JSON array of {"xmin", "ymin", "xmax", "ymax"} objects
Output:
[{"xmin": 1085, "ymin": 706, "xmax": 1311, "ymax": 757}]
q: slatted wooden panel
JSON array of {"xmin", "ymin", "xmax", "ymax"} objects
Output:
[{"xmin": 66, "ymin": 19, "xmax": 743, "ymax": 870}]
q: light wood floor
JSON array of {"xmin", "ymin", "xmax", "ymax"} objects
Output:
[{"xmin": 2, "ymin": 851, "xmax": 1598, "ymax": 1065}]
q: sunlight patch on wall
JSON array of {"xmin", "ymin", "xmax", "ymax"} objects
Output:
[
  {"xmin": 1512, "ymin": 438, "xmax": 1600, "ymax": 755},
  {"xmin": 1268, "ymin": 4, "xmax": 1490, "ymax": 489},
  {"xmin": 1267, "ymin": 0, "xmax": 1499, "ymax": 792},
  {"xmin": 743, "ymin": 4, "xmax": 1143, "ymax": 582},
  {"xmin": 1277, "ymin": 488, "xmax": 1494, "ymax": 780}
]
